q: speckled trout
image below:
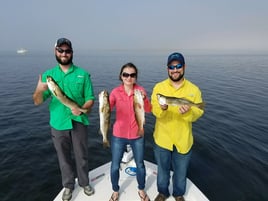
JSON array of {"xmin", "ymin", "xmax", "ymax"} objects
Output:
[
  {"xmin": 134, "ymin": 89, "xmax": 145, "ymax": 136},
  {"xmin": 157, "ymin": 93, "xmax": 205, "ymax": 110},
  {"xmin": 98, "ymin": 90, "xmax": 110, "ymax": 148},
  {"xmin": 46, "ymin": 76, "xmax": 88, "ymax": 113}
]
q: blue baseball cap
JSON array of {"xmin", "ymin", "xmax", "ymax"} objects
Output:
[{"xmin": 167, "ymin": 52, "xmax": 185, "ymax": 65}]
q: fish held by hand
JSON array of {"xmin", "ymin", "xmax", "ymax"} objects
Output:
[
  {"xmin": 46, "ymin": 76, "xmax": 88, "ymax": 113},
  {"xmin": 157, "ymin": 93, "xmax": 205, "ymax": 110},
  {"xmin": 134, "ymin": 89, "xmax": 145, "ymax": 136},
  {"xmin": 98, "ymin": 90, "xmax": 111, "ymax": 148}
]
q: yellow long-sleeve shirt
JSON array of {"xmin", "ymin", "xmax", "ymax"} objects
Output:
[{"xmin": 151, "ymin": 78, "xmax": 204, "ymax": 154}]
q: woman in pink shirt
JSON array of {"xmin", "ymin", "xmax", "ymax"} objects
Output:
[{"xmin": 109, "ymin": 63, "xmax": 151, "ymax": 201}]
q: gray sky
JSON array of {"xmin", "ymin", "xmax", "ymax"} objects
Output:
[{"xmin": 1, "ymin": 0, "xmax": 268, "ymax": 52}]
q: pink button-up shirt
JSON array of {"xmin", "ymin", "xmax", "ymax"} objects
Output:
[{"xmin": 109, "ymin": 84, "xmax": 151, "ymax": 139}]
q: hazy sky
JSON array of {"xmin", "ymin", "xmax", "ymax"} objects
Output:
[{"xmin": 1, "ymin": 0, "xmax": 268, "ymax": 52}]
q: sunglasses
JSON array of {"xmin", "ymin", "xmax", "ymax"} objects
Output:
[
  {"xmin": 56, "ymin": 47, "xmax": 73, "ymax": 54},
  {"xmin": 168, "ymin": 64, "xmax": 183, "ymax": 70},
  {"xmin": 122, "ymin": 72, "xmax": 137, "ymax": 78}
]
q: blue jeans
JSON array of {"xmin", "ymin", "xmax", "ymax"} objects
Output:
[
  {"xmin": 110, "ymin": 136, "xmax": 146, "ymax": 191},
  {"xmin": 154, "ymin": 143, "xmax": 192, "ymax": 197}
]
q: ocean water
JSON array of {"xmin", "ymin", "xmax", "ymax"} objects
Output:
[{"xmin": 0, "ymin": 50, "xmax": 267, "ymax": 201}]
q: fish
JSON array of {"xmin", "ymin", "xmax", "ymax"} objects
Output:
[
  {"xmin": 98, "ymin": 90, "xmax": 111, "ymax": 148},
  {"xmin": 46, "ymin": 76, "xmax": 88, "ymax": 113},
  {"xmin": 134, "ymin": 89, "xmax": 145, "ymax": 136},
  {"xmin": 157, "ymin": 93, "xmax": 205, "ymax": 110}
]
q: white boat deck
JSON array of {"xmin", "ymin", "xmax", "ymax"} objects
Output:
[{"xmin": 54, "ymin": 158, "xmax": 209, "ymax": 201}]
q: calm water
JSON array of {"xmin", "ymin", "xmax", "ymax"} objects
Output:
[{"xmin": 0, "ymin": 50, "xmax": 267, "ymax": 201}]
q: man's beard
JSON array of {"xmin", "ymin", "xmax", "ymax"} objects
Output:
[
  {"xmin": 169, "ymin": 71, "xmax": 184, "ymax": 82},
  {"xmin": 55, "ymin": 55, "xmax": 73, "ymax": 65}
]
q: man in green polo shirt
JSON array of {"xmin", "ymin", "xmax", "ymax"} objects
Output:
[{"xmin": 33, "ymin": 38, "xmax": 95, "ymax": 201}]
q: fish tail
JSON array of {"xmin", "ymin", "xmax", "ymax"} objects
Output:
[
  {"xmin": 138, "ymin": 128, "xmax": 144, "ymax": 137},
  {"xmin": 197, "ymin": 102, "xmax": 206, "ymax": 110},
  {"xmin": 79, "ymin": 108, "xmax": 88, "ymax": 114},
  {"xmin": 103, "ymin": 140, "xmax": 110, "ymax": 148}
]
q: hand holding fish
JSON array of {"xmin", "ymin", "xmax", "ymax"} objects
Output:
[
  {"xmin": 46, "ymin": 76, "xmax": 88, "ymax": 114},
  {"xmin": 140, "ymin": 90, "xmax": 146, "ymax": 100},
  {"xmin": 179, "ymin": 105, "xmax": 191, "ymax": 114},
  {"xmin": 71, "ymin": 107, "xmax": 83, "ymax": 116},
  {"xmin": 157, "ymin": 93, "xmax": 205, "ymax": 110},
  {"xmin": 160, "ymin": 104, "xmax": 168, "ymax": 110}
]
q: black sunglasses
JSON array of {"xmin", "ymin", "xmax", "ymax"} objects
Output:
[
  {"xmin": 56, "ymin": 47, "xmax": 73, "ymax": 54},
  {"xmin": 168, "ymin": 64, "xmax": 183, "ymax": 70},
  {"xmin": 122, "ymin": 72, "xmax": 137, "ymax": 78}
]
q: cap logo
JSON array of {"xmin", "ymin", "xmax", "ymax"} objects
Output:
[
  {"xmin": 55, "ymin": 38, "xmax": 72, "ymax": 49},
  {"xmin": 167, "ymin": 52, "xmax": 185, "ymax": 65}
]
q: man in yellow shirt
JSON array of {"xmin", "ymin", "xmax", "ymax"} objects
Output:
[{"xmin": 151, "ymin": 52, "xmax": 204, "ymax": 201}]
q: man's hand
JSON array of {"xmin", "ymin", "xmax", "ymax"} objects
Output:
[
  {"xmin": 33, "ymin": 75, "xmax": 48, "ymax": 105},
  {"xmin": 179, "ymin": 105, "xmax": 191, "ymax": 114}
]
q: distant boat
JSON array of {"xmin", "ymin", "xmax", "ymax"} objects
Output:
[{"xmin": 17, "ymin": 48, "xmax": 28, "ymax": 54}]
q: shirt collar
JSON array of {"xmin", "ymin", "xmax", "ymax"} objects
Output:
[
  {"xmin": 168, "ymin": 78, "xmax": 185, "ymax": 85},
  {"xmin": 118, "ymin": 84, "xmax": 137, "ymax": 95},
  {"xmin": 57, "ymin": 64, "xmax": 74, "ymax": 74}
]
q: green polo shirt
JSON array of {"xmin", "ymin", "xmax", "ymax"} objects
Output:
[{"xmin": 41, "ymin": 64, "xmax": 95, "ymax": 130}]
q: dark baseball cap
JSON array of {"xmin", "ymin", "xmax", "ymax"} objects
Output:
[
  {"xmin": 167, "ymin": 52, "xmax": 185, "ymax": 65},
  {"xmin": 55, "ymin": 38, "xmax": 72, "ymax": 49}
]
